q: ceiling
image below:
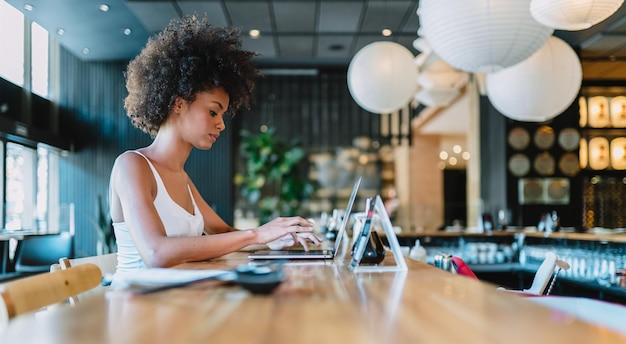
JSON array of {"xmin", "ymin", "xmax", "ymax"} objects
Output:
[{"xmin": 4, "ymin": 0, "xmax": 626, "ymax": 80}]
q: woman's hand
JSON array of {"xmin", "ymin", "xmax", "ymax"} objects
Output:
[
  {"xmin": 267, "ymin": 233, "xmax": 323, "ymax": 251},
  {"xmin": 254, "ymin": 216, "xmax": 323, "ymax": 251}
]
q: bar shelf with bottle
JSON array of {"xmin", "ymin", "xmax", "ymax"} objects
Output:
[{"xmin": 390, "ymin": 230, "xmax": 626, "ymax": 304}]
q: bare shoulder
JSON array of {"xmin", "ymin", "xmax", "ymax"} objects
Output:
[{"xmin": 111, "ymin": 151, "xmax": 154, "ymax": 187}]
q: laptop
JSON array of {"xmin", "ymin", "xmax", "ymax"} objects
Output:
[{"xmin": 248, "ymin": 176, "xmax": 361, "ymax": 260}]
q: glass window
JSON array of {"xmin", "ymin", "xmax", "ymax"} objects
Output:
[
  {"xmin": 36, "ymin": 146, "xmax": 49, "ymax": 229},
  {"xmin": 5, "ymin": 142, "xmax": 36, "ymax": 230},
  {"xmin": 2, "ymin": 142, "xmax": 59, "ymax": 231},
  {"xmin": 31, "ymin": 21, "xmax": 49, "ymax": 97},
  {"xmin": 0, "ymin": 0, "xmax": 24, "ymax": 86},
  {"xmin": 0, "ymin": 141, "xmax": 3, "ymax": 228},
  {"xmin": 3, "ymin": 143, "xmax": 59, "ymax": 231}
]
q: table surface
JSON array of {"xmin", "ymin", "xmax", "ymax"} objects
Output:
[{"xmin": 2, "ymin": 250, "xmax": 626, "ymax": 344}]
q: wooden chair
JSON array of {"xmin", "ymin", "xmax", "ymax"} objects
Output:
[
  {"xmin": 0, "ymin": 263, "xmax": 101, "ymax": 329},
  {"xmin": 58, "ymin": 253, "xmax": 117, "ymax": 304}
]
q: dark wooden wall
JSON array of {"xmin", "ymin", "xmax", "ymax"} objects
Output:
[{"xmin": 235, "ymin": 70, "xmax": 384, "ymax": 150}]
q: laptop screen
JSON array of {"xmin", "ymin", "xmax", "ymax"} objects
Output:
[{"xmin": 332, "ymin": 176, "xmax": 361, "ymax": 253}]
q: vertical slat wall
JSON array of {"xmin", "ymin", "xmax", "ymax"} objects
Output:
[{"xmin": 234, "ymin": 69, "xmax": 386, "ymax": 152}]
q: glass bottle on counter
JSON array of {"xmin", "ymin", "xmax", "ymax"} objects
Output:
[{"xmin": 409, "ymin": 239, "xmax": 427, "ymax": 263}]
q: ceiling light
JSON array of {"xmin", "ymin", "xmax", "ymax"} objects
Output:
[
  {"xmin": 530, "ymin": 0, "xmax": 624, "ymax": 31},
  {"xmin": 57, "ymin": 28, "xmax": 65, "ymax": 36},
  {"xmin": 462, "ymin": 152, "xmax": 471, "ymax": 160},
  {"xmin": 439, "ymin": 151, "xmax": 448, "ymax": 160},
  {"xmin": 418, "ymin": 0, "xmax": 553, "ymax": 73},
  {"xmin": 347, "ymin": 42, "xmax": 418, "ymax": 114},
  {"xmin": 99, "ymin": 4, "xmax": 109, "ymax": 12},
  {"xmin": 486, "ymin": 36, "xmax": 581, "ymax": 122},
  {"xmin": 382, "ymin": 28, "xmax": 392, "ymax": 37},
  {"xmin": 453, "ymin": 145, "xmax": 462, "ymax": 154},
  {"xmin": 23, "ymin": 4, "xmax": 33, "ymax": 11},
  {"xmin": 82, "ymin": 48, "xmax": 90, "ymax": 55},
  {"xmin": 123, "ymin": 28, "xmax": 132, "ymax": 36},
  {"xmin": 249, "ymin": 29, "xmax": 260, "ymax": 39}
]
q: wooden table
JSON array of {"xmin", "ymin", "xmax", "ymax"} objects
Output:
[{"xmin": 2, "ymin": 251, "xmax": 626, "ymax": 343}]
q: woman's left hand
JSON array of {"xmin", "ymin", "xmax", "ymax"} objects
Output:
[{"xmin": 267, "ymin": 233, "xmax": 323, "ymax": 251}]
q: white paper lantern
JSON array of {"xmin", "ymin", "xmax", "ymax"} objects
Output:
[
  {"xmin": 486, "ymin": 36, "xmax": 582, "ymax": 122},
  {"xmin": 531, "ymin": 0, "xmax": 624, "ymax": 31},
  {"xmin": 347, "ymin": 42, "xmax": 418, "ymax": 114},
  {"xmin": 414, "ymin": 88, "xmax": 460, "ymax": 108},
  {"xmin": 418, "ymin": 0, "xmax": 553, "ymax": 73}
]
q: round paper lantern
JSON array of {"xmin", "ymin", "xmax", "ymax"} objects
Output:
[
  {"xmin": 486, "ymin": 36, "xmax": 582, "ymax": 122},
  {"xmin": 531, "ymin": 0, "xmax": 624, "ymax": 31},
  {"xmin": 347, "ymin": 42, "xmax": 418, "ymax": 114},
  {"xmin": 417, "ymin": 0, "xmax": 554, "ymax": 73}
]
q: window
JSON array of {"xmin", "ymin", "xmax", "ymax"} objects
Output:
[
  {"xmin": 0, "ymin": 0, "xmax": 24, "ymax": 86},
  {"xmin": 3, "ymin": 142, "xmax": 58, "ymax": 231},
  {"xmin": 0, "ymin": 1, "xmax": 49, "ymax": 98},
  {"xmin": 31, "ymin": 21, "xmax": 49, "ymax": 97},
  {"xmin": 0, "ymin": 1, "xmax": 58, "ymax": 232}
]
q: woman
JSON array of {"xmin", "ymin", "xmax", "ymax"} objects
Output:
[{"xmin": 109, "ymin": 15, "xmax": 321, "ymax": 276}]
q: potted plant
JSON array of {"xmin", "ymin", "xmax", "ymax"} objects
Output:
[
  {"xmin": 90, "ymin": 194, "xmax": 116, "ymax": 255},
  {"xmin": 235, "ymin": 127, "xmax": 315, "ymax": 224}
]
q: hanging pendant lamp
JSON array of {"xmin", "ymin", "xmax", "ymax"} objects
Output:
[{"xmin": 530, "ymin": 0, "xmax": 624, "ymax": 31}]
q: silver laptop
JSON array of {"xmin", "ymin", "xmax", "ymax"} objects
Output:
[{"xmin": 248, "ymin": 176, "xmax": 361, "ymax": 260}]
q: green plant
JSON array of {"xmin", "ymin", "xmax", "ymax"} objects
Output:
[
  {"xmin": 90, "ymin": 194, "xmax": 116, "ymax": 255},
  {"xmin": 235, "ymin": 127, "xmax": 314, "ymax": 224}
]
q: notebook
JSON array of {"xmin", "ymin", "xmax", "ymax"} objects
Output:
[{"xmin": 248, "ymin": 176, "xmax": 361, "ymax": 260}]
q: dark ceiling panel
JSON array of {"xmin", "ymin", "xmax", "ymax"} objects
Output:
[
  {"xmin": 225, "ymin": 1, "xmax": 273, "ymax": 32},
  {"xmin": 360, "ymin": 1, "xmax": 414, "ymax": 33},
  {"xmin": 318, "ymin": 2, "xmax": 363, "ymax": 33},
  {"xmin": 126, "ymin": 1, "xmax": 179, "ymax": 32},
  {"xmin": 242, "ymin": 36, "xmax": 276, "ymax": 59},
  {"xmin": 178, "ymin": 1, "xmax": 228, "ymax": 27},
  {"xmin": 317, "ymin": 35, "xmax": 354, "ymax": 58},
  {"xmin": 582, "ymin": 34, "xmax": 626, "ymax": 58},
  {"xmin": 353, "ymin": 35, "xmax": 393, "ymax": 54},
  {"xmin": 273, "ymin": 2, "xmax": 317, "ymax": 33},
  {"xmin": 278, "ymin": 35, "xmax": 315, "ymax": 57},
  {"xmin": 400, "ymin": 3, "xmax": 420, "ymax": 34}
]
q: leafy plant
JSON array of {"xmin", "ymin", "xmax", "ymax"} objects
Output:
[
  {"xmin": 90, "ymin": 194, "xmax": 116, "ymax": 255},
  {"xmin": 235, "ymin": 127, "xmax": 315, "ymax": 224}
]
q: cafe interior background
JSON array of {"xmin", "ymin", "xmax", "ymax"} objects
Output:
[{"xmin": 1, "ymin": 0, "xmax": 626, "ymax": 283}]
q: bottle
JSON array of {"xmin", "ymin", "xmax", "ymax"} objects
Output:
[{"xmin": 409, "ymin": 239, "xmax": 427, "ymax": 263}]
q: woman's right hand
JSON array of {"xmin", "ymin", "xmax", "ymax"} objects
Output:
[{"xmin": 253, "ymin": 216, "xmax": 322, "ymax": 250}]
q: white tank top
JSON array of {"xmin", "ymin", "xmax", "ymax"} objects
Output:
[{"xmin": 112, "ymin": 151, "xmax": 204, "ymax": 277}]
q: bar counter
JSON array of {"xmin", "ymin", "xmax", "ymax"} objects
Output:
[{"xmin": 2, "ymin": 251, "xmax": 625, "ymax": 343}]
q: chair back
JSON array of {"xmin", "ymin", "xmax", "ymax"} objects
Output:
[
  {"xmin": 58, "ymin": 253, "xmax": 117, "ymax": 304},
  {"xmin": 451, "ymin": 256, "xmax": 479, "ymax": 280},
  {"xmin": 14, "ymin": 233, "xmax": 73, "ymax": 273},
  {"xmin": 0, "ymin": 263, "xmax": 101, "ymax": 323},
  {"xmin": 525, "ymin": 251, "xmax": 557, "ymax": 295}
]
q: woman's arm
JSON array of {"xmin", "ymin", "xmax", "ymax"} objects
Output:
[{"xmin": 111, "ymin": 153, "xmax": 317, "ymax": 267}]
